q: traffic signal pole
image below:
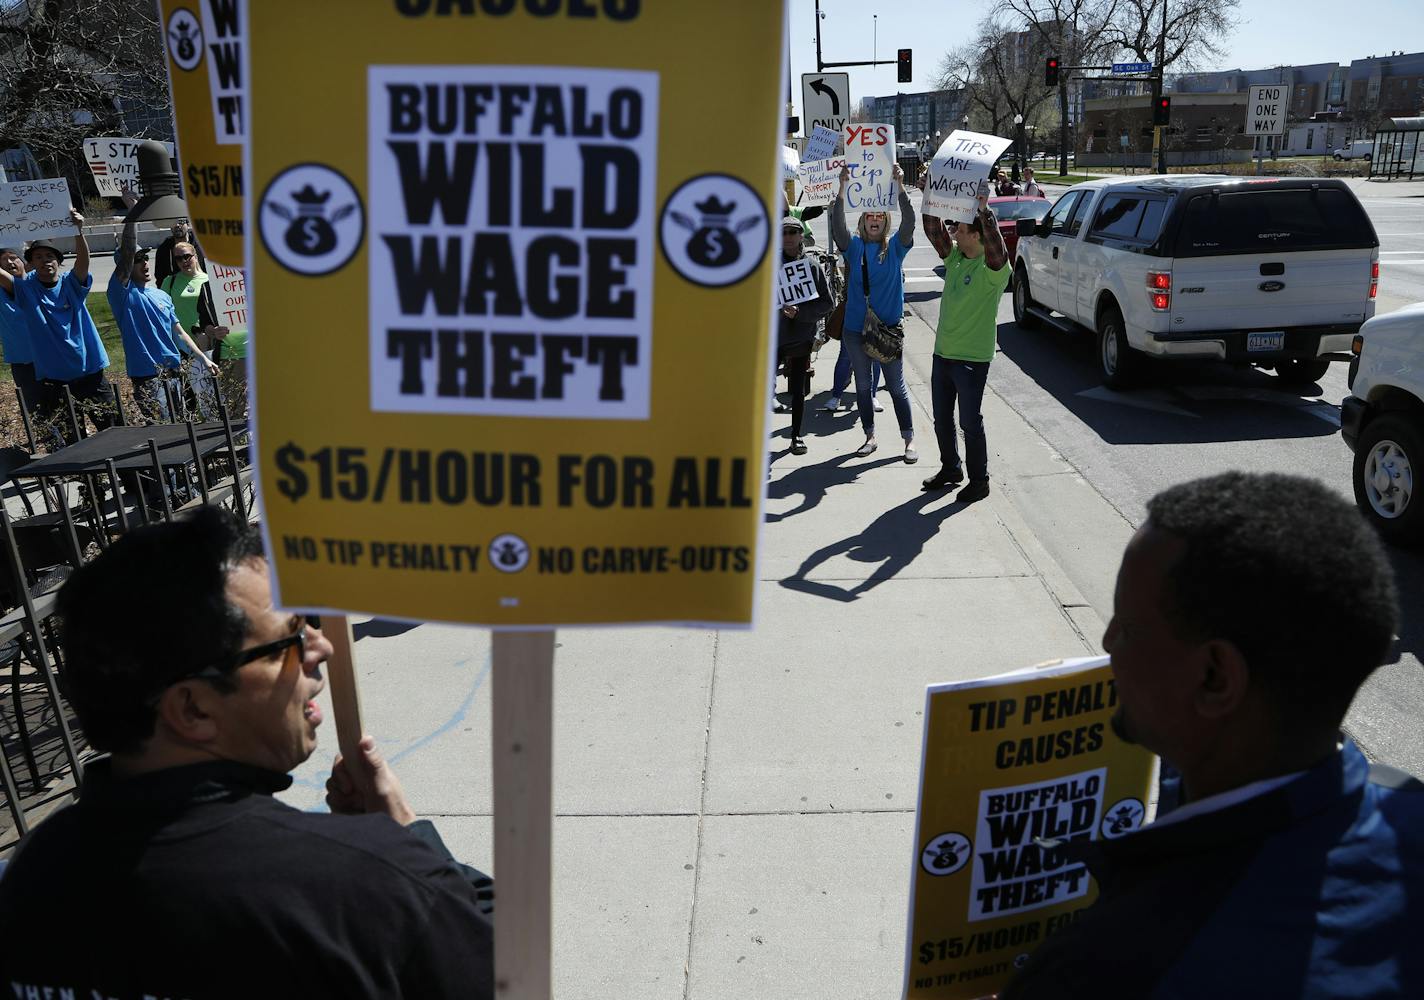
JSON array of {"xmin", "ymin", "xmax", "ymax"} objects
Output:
[{"xmin": 1155, "ymin": 0, "xmax": 1167, "ymax": 173}]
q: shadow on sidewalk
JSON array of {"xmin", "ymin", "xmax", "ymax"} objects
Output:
[
  {"xmin": 778, "ymin": 491, "xmax": 968, "ymax": 601},
  {"xmin": 765, "ymin": 453, "xmax": 902, "ymax": 523}
]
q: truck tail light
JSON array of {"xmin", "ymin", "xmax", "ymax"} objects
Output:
[
  {"xmin": 1147, "ymin": 271, "xmax": 1171, "ymax": 312},
  {"xmin": 1369, "ymin": 259, "xmax": 1379, "ymax": 300},
  {"xmin": 1352, "ymin": 334, "xmax": 1363, "ymax": 356}
]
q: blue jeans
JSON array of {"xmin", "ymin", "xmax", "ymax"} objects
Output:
[
  {"xmin": 844, "ymin": 327, "xmax": 913, "ymax": 442},
  {"xmin": 931, "ymin": 356, "xmax": 990, "ymax": 481},
  {"xmin": 832, "ymin": 340, "xmax": 880, "ymax": 399}
]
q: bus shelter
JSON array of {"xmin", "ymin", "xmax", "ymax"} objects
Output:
[{"xmin": 1370, "ymin": 117, "xmax": 1424, "ymax": 180}]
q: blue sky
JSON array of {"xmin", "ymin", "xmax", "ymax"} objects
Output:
[{"xmin": 789, "ymin": 0, "xmax": 1423, "ymax": 113}]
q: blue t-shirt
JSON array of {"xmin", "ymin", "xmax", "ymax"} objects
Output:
[
  {"xmin": 107, "ymin": 273, "xmax": 181, "ymax": 378},
  {"xmin": 11, "ymin": 271, "xmax": 108, "ymax": 382},
  {"xmin": 841, "ymin": 235, "xmax": 911, "ymax": 334},
  {"xmin": 0, "ymin": 286, "xmax": 32, "ymax": 365}
]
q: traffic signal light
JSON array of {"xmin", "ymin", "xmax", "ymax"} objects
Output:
[
  {"xmin": 1045, "ymin": 56, "xmax": 1060, "ymax": 87},
  {"xmin": 1153, "ymin": 95, "xmax": 1172, "ymax": 126},
  {"xmin": 898, "ymin": 48, "xmax": 912, "ymax": 83}
]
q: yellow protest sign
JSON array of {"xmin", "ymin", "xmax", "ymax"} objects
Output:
[
  {"xmin": 157, "ymin": 0, "xmax": 245, "ymax": 266},
  {"xmin": 243, "ymin": 2, "xmax": 786, "ymax": 627},
  {"xmin": 905, "ymin": 656, "xmax": 1156, "ymax": 999}
]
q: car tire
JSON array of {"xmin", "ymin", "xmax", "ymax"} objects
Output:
[
  {"xmin": 1334, "ymin": 153, "xmax": 1344, "ymax": 161},
  {"xmin": 1097, "ymin": 305, "xmax": 1139, "ymax": 389},
  {"xmin": 1012, "ymin": 265, "xmax": 1041, "ymax": 330},
  {"xmin": 1275, "ymin": 358, "xmax": 1331, "ymax": 385},
  {"xmin": 1353, "ymin": 414, "xmax": 1423, "ymax": 546}
]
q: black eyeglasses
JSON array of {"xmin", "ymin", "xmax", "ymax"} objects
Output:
[
  {"xmin": 172, "ymin": 615, "xmax": 319, "ymax": 691},
  {"xmin": 175, "ymin": 253, "xmax": 195, "ymax": 262}
]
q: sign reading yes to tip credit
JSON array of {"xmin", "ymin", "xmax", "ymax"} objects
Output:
[{"xmin": 244, "ymin": 1, "xmax": 787, "ymax": 628}]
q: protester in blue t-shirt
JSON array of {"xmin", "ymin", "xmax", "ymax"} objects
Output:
[
  {"xmin": 0, "ymin": 212, "xmax": 113, "ymax": 443},
  {"xmin": 830, "ymin": 163, "xmax": 917, "ymax": 462},
  {"xmin": 0, "ymin": 247, "xmax": 41, "ymax": 417},
  {"xmin": 109, "ymin": 219, "xmax": 219, "ymax": 424}
]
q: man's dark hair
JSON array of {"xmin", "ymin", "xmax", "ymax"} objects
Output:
[
  {"xmin": 0, "ymin": 247, "xmax": 19, "ymax": 257},
  {"xmin": 57, "ymin": 508, "xmax": 265, "ymax": 754},
  {"xmin": 1145, "ymin": 471, "xmax": 1398, "ymax": 729}
]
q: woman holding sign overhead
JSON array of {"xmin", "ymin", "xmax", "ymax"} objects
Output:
[{"xmin": 830, "ymin": 163, "xmax": 917, "ymax": 462}]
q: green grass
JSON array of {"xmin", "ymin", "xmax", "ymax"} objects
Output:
[
  {"xmin": 0, "ymin": 291, "xmax": 128, "ymax": 383},
  {"xmin": 1039, "ymin": 172, "xmax": 1107, "ymax": 185}
]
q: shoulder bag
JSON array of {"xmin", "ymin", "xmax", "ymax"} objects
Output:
[{"xmin": 859, "ymin": 247, "xmax": 904, "ymax": 363}]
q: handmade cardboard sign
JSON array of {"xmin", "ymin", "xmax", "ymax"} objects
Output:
[
  {"xmin": 905, "ymin": 656, "xmax": 1156, "ymax": 999},
  {"xmin": 83, "ymin": 137, "xmax": 176, "ymax": 199},
  {"xmin": 157, "ymin": 0, "xmax": 247, "ymax": 266},
  {"xmin": 775, "ymin": 257, "xmax": 818, "ymax": 308},
  {"xmin": 922, "ymin": 130, "xmax": 1014, "ymax": 222},
  {"xmin": 803, "ymin": 125, "xmax": 839, "ymax": 163},
  {"xmin": 797, "ymin": 156, "xmax": 846, "ymax": 207},
  {"xmin": 243, "ymin": 1, "xmax": 786, "ymax": 628},
  {"xmin": 0, "ymin": 179, "xmax": 73, "ymax": 240},
  {"xmin": 842, "ymin": 123, "xmax": 896, "ymax": 212}
]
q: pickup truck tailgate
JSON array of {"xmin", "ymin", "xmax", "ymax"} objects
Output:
[{"xmin": 1169, "ymin": 249, "xmax": 1373, "ymax": 332}]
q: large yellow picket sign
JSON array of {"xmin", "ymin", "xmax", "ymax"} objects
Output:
[
  {"xmin": 157, "ymin": 0, "xmax": 245, "ymax": 267},
  {"xmin": 242, "ymin": 2, "xmax": 786, "ymax": 627},
  {"xmin": 905, "ymin": 657, "xmax": 1156, "ymax": 999}
]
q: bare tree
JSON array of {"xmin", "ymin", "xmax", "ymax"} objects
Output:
[
  {"xmin": 1102, "ymin": 0, "xmax": 1241, "ymax": 74},
  {"xmin": 0, "ymin": 0, "xmax": 171, "ymax": 178},
  {"xmin": 997, "ymin": 0, "xmax": 1119, "ymax": 70},
  {"xmin": 936, "ymin": 15, "xmax": 1059, "ymax": 139}
]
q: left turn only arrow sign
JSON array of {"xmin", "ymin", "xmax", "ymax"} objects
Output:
[{"xmin": 801, "ymin": 72, "xmax": 850, "ymax": 136}]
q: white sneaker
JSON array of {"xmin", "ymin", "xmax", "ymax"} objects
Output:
[
  {"xmin": 819, "ymin": 396, "xmax": 842, "ymax": 412},
  {"xmin": 873, "ymin": 399, "xmax": 884, "ymax": 412}
]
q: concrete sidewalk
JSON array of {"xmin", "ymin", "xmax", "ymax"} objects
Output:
[{"xmin": 282, "ymin": 310, "xmax": 1134, "ymax": 998}]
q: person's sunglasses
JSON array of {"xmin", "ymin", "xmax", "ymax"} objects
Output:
[
  {"xmin": 173, "ymin": 615, "xmax": 320, "ymax": 689},
  {"xmin": 175, "ymin": 253, "xmax": 195, "ymax": 262}
]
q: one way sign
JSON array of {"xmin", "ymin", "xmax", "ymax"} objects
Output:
[{"xmin": 802, "ymin": 72, "xmax": 851, "ymax": 136}]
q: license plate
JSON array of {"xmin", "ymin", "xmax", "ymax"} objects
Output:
[{"xmin": 1247, "ymin": 331, "xmax": 1285, "ymax": 352}]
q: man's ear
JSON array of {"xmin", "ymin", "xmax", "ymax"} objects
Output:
[
  {"xmin": 154, "ymin": 682, "xmax": 223, "ymax": 745},
  {"xmin": 1193, "ymin": 639, "xmax": 1251, "ymax": 721}
]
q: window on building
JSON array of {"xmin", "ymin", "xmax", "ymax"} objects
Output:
[{"xmin": 1306, "ymin": 130, "xmax": 1314, "ymax": 149}]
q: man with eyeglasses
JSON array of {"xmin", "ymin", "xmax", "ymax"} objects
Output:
[{"xmin": 0, "ymin": 508, "xmax": 494, "ymax": 997}]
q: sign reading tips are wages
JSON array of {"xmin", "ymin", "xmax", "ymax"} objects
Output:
[
  {"xmin": 842, "ymin": 123, "xmax": 897, "ymax": 212},
  {"xmin": 245, "ymin": 2, "xmax": 785, "ymax": 628},
  {"xmin": 922, "ymin": 130, "xmax": 1014, "ymax": 223},
  {"xmin": 0, "ymin": 179, "xmax": 73, "ymax": 240},
  {"xmin": 159, "ymin": 0, "xmax": 246, "ymax": 267},
  {"xmin": 905, "ymin": 656, "xmax": 1155, "ymax": 999}
]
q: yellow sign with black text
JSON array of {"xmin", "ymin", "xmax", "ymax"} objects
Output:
[
  {"xmin": 905, "ymin": 657, "xmax": 1156, "ymax": 999},
  {"xmin": 243, "ymin": 2, "xmax": 786, "ymax": 627},
  {"xmin": 157, "ymin": 0, "xmax": 246, "ymax": 267}
]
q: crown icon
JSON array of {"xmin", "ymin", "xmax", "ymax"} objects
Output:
[
  {"xmin": 694, "ymin": 194, "xmax": 737, "ymax": 218},
  {"xmin": 290, "ymin": 185, "xmax": 331, "ymax": 205}
]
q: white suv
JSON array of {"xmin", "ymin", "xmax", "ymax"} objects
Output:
[
  {"xmin": 1011, "ymin": 175, "xmax": 1380, "ymax": 388},
  {"xmin": 1341, "ymin": 302, "xmax": 1423, "ymax": 545}
]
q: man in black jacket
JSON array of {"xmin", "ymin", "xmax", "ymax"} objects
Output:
[{"xmin": 0, "ymin": 508, "xmax": 493, "ymax": 998}]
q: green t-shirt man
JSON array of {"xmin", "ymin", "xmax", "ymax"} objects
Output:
[{"xmin": 934, "ymin": 243, "xmax": 1010, "ymax": 363}]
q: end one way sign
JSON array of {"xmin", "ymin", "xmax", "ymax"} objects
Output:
[
  {"xmin": 802, "ymin": 73, "xmax": 850, "ymax": 136},
  {"xmin": 1245, "ymin": 85, "xmax": 1286, "ymax": 136}
]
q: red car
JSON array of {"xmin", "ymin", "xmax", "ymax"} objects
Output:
[{"xmin": 989, "ymin": 195, "xmax": 1052, "ymax": 263}]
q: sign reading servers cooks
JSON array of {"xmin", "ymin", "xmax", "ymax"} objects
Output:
[
  {"xmin": 243, "ymin": 1, "xmax": 787, "ymax": 628},
  {"xmin": 905, "ymin": 656, "xmax": 1155, "ymax": 999}
]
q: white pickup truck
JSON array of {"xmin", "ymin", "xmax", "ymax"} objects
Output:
[
  {"xmin": 1011, "ymin": 176, "xmax": 1380, "ymax": 387},
  {"xmin": 1341, "ymin": 302, "xmax": 1423, "ymax": 545}
]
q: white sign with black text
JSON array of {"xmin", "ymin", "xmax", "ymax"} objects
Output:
[
  {"xmin": 803, "ymin": 125, "xmax": 840, "ymax": 163},
  {"xmin": 1246, "ymin": 85, "xmax": 1286, "ymax": 136},
  {"xmin": 921, "ymin": 130, "xmax": 1014, "ymax": 223},
  {"xmin": 801, "ymin": 73, "xmax": 851, "ymax": 137},
  {"xmin": 775, "ymin": 256, "xmax": 819, "ymax": 308},
  {"xmin": 83, "ymin": 137, "xmax": 176, "ymax": 199},
  {"xmin": 797, "ymin": 156, "xmax": 846, "ymax": 207},
  {"xmin": 0, "ymin": 179, "xmax": 73, "ymax": 240}
]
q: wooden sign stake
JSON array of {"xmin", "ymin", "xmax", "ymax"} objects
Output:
[
  {"xmin": 323, "ymin": 614, "xmax": 364, "ymax": 768},
  {"xmin": 492, "ymin": 629, "xmax": 556, "ymax": 999}
]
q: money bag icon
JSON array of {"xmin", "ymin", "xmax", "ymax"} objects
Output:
[
  {"xmin": 670, "ymin": 195, "xmax": 761, "ymax": 268},
  {"xmin": 495, "ymin": 539, "xmax": 526, "ymax": 568},
  {"xmin": 264, "ymin": 185, "xmax": 356, "ymax": 257},
  {"xmin": 169, "ymin": 20, "xmax": 198, "ymax": 62}
]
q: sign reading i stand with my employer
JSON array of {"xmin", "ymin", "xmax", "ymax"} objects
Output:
[
  {"xmin": 83, "ymin": 137, "xmax": 175, "ymax": 199},
  {"xmin": 905, "ymin": 656, "xmax": 1156, "ymax": 999},
  {"xmin": 158, "ymin": 0, "xmax": 247, "ymax": 266},
  {"xmin": 244, "ymin": 2, "xmax": 786, "ymax": 627},
  {"xmin": 1245, "ymin": 85, "xmax": 1286, "ymax": 136}
]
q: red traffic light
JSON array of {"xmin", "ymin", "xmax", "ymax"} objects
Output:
[
  {"xmin": 897, "ymin": 48, "xmax": 912, "ymax": 83},
  {"xmin": 1045, "ymin": 56, "xmax": 1060, "ymax": 86}
]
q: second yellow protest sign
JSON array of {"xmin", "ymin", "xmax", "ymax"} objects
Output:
[
  {"xmin": 157, "ymin": 0, "xmax": 246, "ymax": 266},
  {"xmin": 244, "ymin": 2, "xmax": 786, "ymax": 627},
  {"xmin": 905, "ymin": 656, "xmax": 1156, "ymax": 999}
]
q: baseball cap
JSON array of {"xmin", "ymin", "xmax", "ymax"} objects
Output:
[
  {"xmin": 781, "ymin": 215, "xmax": 803, "ymax": 230},
  {"xmin": 23, "ymin": 240, "xmax": 65, "ymax": 264},
  {"xmin": 114, "ymin": 248, "xmax": 151, "ymax": 262}
]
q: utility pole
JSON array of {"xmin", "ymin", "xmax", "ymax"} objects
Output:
[
  {"xmin": 1153, "ymin": 0, "xmax": 1167, "ymax": 173},
  {"xmin": 813, "ymin": 0, "xmax": 904, "ymax": 72}
]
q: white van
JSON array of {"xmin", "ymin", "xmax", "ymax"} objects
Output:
[{"xmin": 1334, "ymin": 140, "xmax": 1374, "ymax": 161}]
